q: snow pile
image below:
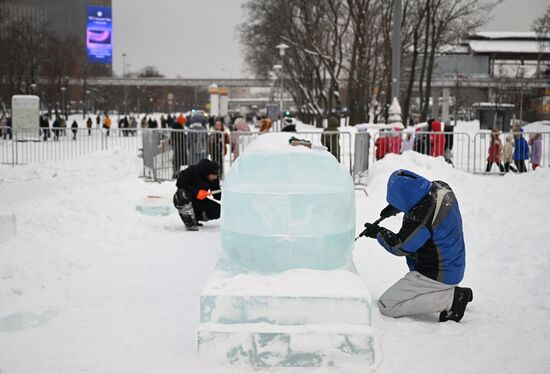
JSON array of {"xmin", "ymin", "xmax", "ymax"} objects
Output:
[
  {"xmin": 354, "ymin": 151, "xmax": 550, "ymax": 373},
  {"xmin": 523, "ymin": 120, "xmax": 550, "ymax": 133},
  {"xmin": 1, "ymin": 148, "xmax": 549, "ymax": 373}
]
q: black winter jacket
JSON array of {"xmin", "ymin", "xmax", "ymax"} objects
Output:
[{"xmin": 176, "ymin": 159, "xmax": 221, "ymax": 201}]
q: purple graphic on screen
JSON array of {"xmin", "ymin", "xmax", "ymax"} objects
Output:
[
  {"xmin": 87, "ymin": 30, "xmax": 111, "ymax": 44},
  {"xmin": 87, "ymin": 6, "xmax": 112, "ymax": 64}
]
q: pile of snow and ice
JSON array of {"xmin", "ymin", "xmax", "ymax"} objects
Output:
[{"xmin": 1, "ymin": 147, "xmax": 549, "ymax": 373}]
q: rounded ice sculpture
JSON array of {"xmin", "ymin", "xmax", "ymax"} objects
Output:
[{"xmin": 221, "ymin": 133, "xmax": 355, "ymax": 272}]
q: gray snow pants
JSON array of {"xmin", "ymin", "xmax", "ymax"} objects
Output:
[{"xmin": 378, "ymin": 271, "xmax": 456, "ymax": 318}]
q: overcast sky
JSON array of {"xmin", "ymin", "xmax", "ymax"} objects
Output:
[{"xmin": 112, "ymin": 0, "xmax": 548, "ymax": 78}]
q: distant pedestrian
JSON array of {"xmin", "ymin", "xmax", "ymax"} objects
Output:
[
  {"xmin": 485, "ymin": 129, "xmax": 504, "ymax": 172},
  {"xmin": 71, "ymin": 120, "xmax": 78, "ymax": 141},
  {"xmin": 388, "ymin": 128, "xmax": 402, "ymax": 154},
  {"xmin": 103, "ymin": 113, "xmax": 111, "ymax": 136},
  {"xmin": 430, "ymin": 120, "xmax": 445, "ymax": 157},
  {"xmin": 230, "ymin": 117, "xmax": 250, "ymax": 160},
  {"xmin": 52, "ymin": 116, "xmax": 61, "ymax": 141},
  {"xmin": 259, "ymin": 118, "xmax": 272, "ymax": 133},
  {"xmin": 86, "ymin": 117, "xmax": 92, "ymax": 136},
  {"xmin": 529, "ymin": 133, "xmax": 542, "ymax": 170},
  {"xmin": 502, "ymin": 135, "xmax": 516, "ymax": 172},
  {"xmin": 172, "ymin": 114, "xmax": 186, "ymax": 178},
  {"xmin": 209, "ymin": 119, "xmax": 230, "ymax": 176},
  {"xmin": 513, "ymin": 127, "xmax": 529, "ymax": 173},
  {"xmin": 60, "ymin": 117, "xmax": 67, "ymax": 136},
  {"xmin": 96, "ymin": 114, "xmax": 101, "ymax": 128},
  {"xmin": 375, "ymin": 131, "xmax": 390, "ymax": 160},
  {"xmin": 401, "ymin": 132, "xmax": 414, "ymax": 153},
  {"xmin": 321, "ymin": 113, "xmax": 341, "ymax": 161},
  {"xmin": 40, "ymin": 115, "xmax": 50, "ymax": 141}
]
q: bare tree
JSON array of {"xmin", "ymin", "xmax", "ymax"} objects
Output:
[{"xmin": 532, "ymin": 5, "xmax": 550, "ymax": 78}]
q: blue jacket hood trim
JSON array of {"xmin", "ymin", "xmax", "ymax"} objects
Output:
[{"xmin": 387, "ymin": 170, "xmax": 432, "ymax": 213}]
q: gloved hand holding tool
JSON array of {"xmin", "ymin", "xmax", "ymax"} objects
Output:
[{"xmin": 355, "ymin": 204, "xmax": 401, "ymax": 241}]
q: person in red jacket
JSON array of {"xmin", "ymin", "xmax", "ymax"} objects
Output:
[
  {"xmin": 389, "ymin": 128, "xmax": 403, "ymax": 154},
  {"xmin": 430, "ymin": 120, "xmax": 445, "ymax": 157},
  {"xmin": 486, "ymin": 129, "xmax": 504, "ymax": 172},
  {"xmin": 375, "ymin": 131, "xmax": 390, "ymax": 160}
]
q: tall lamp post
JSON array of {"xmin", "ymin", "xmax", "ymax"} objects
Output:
[
  {"xmin": 517, "ymin": 65, "xmax": 525, "ymax": 125},
  {"xmin": 276, "ymin": 43, "xmax": 289, "ymax": 129},
  {"xmin": 122, "ymin": 53, "xmax": 128, "ymax": 115},
  {"xmin": 273, "ymin": 64, "xmax": 282, "ymax": 130},
  {"xmin": 60, "ymin": 86, "xmax": 67, "ymax": 119}
]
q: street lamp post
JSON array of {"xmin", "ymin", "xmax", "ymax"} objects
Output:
[
  {"xmin": 517, "ymin": 65, "xmax": 525, "ymax": 124},
  {"xmin": 60, "ymin": 86, "xmax": 67, "ymax": 119},
  {"xmin": 273, "ymin": 64, "xmax": 282, "ymax": 130},
  {"xmin": 122, "ymin": 53, "xmax": 128, "ymax": 115},
  {"xmin": 276, "ymin": 43, "xmax": 289, "ymax": 130}
]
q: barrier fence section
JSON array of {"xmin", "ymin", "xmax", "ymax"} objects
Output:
[
  {"xmin": 2, "ymin": 126, "xmax": 548, "ymax": 181},
  {"xmin": 370, "ymin": 131, "xmax": 472, "ymax": 173},
  {"xmin": 0, "ymin": 127, "xmax": 143, "ymax": 166},
  {"xmin": 142, "ymin": 129, "xmax": 227, "ymax": 181},
  {"xmin": 473, "ymin": 131, "xmax": 550, "ymax": 174}
]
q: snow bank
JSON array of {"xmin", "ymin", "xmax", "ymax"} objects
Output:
[
  {"xmin": 354, "ymin": 151, "xmax": 550, "ymax": 374},
  {"xmin": 1, "ymin": 147, "xmax": 549, "ymax": 373}
]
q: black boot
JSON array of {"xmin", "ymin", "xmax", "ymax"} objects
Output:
[
  {"xmin": 439, "ymin": 287, "xmax": 473, "ymax": 323},
  {"xmin": 174, "ymin": 191, "xmax": 199, "ymax": 231}
]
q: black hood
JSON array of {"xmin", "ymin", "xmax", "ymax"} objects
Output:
[{"xmin": 197, "ymin": 159, "xmax": 219, "ymax": 180}]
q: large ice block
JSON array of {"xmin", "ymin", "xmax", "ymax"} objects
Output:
[
  {"xmin": 221, "ymin": 133, "xmax": 355, "ymax": 272},
  {"xmin": 197, "ymin": 256, "xmax": 374, "ymax": 368}
]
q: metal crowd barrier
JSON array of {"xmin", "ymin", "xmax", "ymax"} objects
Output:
[
  {"xmin": 473, "ymin": 131, "xmax": 550, "ymax": 174},
  {"xmin": 2, "ymin": 125, "xmax": 548, "ymax": 182},
  {"xmin": 0, "ymin": 127, "xmax": 137, "ymax": 166},
  {"xmin": 141, "ymin": 128, "xmax": 227, "ymax": 181},
  {"xmin": 370, "ymin": 131, "xmax": 472, "ymax": 172}
]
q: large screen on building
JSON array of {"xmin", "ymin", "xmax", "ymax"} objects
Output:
[{"xmin": 87, "ymin": 6, "xmax": 112, "ymax": 64}]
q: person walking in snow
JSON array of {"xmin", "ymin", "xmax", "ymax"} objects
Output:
[
  {"xmin": 103, "ymin": 113, "xmax": 111, "ymax": 137},
  {"xmin": 71, "ymin": 120, "xmax": 78, "ymax": 141},
  {"xmin": 209, "ymin": 119, "xmax": 230, "ymax": 177},
  {"xmin": 172, "ymin": 159, "xmax": 221, "ymax": 231},
  {"xmin": 358, "ymin": 169, "xmax": 473, "ymax": 322},
  {"xmin": 230, "ymin": 117, "xmax": 250, "ymax": 161},
  {"xmin": 40, "ymin": 115, "xmax": 50, "ymax": 141},
  {"xmin": 529, "ymin": 133, "xmax": 542, "ymax": 170},
  {"xmin": 375, "ymin": 131, "xmax": 390, "ymax": 160},
  {"xmin": 502, "ymin": 135, "xmax": 516, "ymax": 172},
  {"xmin": 430, "ymin": 120, "xmax": 445, "ymax": 157},
  {"xmin": 322, "ymin": 113, "xmax": 341, "ymax": 161},
  {"xmin": 86, "ymin": 117, "xmax": 93, "ymax": 136},
  {"xmin": 486, "ymin": 129, "xmax": 504, "ymax": 173},
  {"xmin": 52, "ymin": 116, "xmax": 61, "ymax": 141},
  {"xmin": 513, "ymin": 127, "xmax": 529, "ymax": 173}
]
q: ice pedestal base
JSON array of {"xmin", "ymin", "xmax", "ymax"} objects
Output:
[
  {"xmin": 135, "ymin": 195, "xmax": 174, "ymax": 217},
  {"xmin": 197, "ymin": 257, "xmax": 375, "ymax": 368}
]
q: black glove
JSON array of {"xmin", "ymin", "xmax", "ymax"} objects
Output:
[
  {"xmin": 380, "ymin": 204, "xmax": 400, "ymax": 219},
  {"xmin": 361, "ymin": 223, "xmax": 382, "ymax": 239}
]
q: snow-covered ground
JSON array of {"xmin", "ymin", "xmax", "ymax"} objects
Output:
[{"xmin": 1, "ymin": 146, "xmax": 550, "ymax": 373}]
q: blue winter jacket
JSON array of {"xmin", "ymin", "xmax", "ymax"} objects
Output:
[
  {"xmin": 513, "ymin": 132, "xmax": 529, "ymax": 161},
  {"xmin": 376, "ymin": 170, "xmax": 466, "ymax": 285}
]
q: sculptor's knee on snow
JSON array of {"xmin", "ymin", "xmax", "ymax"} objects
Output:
[{"xmin": 377, "ymin": 297, "xmax": 402, "ymax": 318}]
